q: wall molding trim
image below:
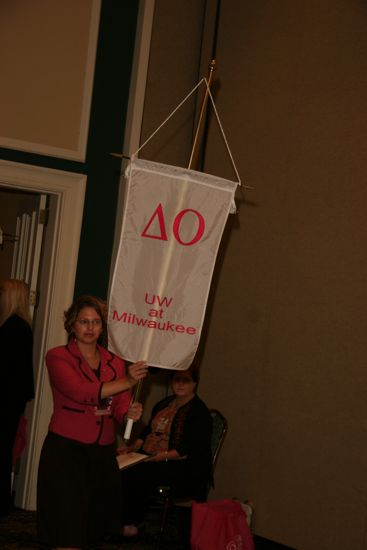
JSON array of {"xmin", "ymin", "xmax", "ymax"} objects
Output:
[{"xmin": 0, "ymin": 0, "xmax": 101, "ymax": 161}]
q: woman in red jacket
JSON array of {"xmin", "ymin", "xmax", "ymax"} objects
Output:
[{"xmin": 37, "ymin": 295, "xmax": 147, "ymax": 550}]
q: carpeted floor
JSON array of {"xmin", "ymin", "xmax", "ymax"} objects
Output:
[
  {"xmin": 0, "ymin": 507, "xmax": 295, "ymax": 549},
  {"xmin": 0, "ymin": 506, "xmax": 181, "ymax": 550}
]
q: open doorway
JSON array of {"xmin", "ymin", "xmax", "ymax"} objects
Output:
[
  {"xmin": 0, "ymin": 187, "xmax": 49, "ymax": 505},
  {"xmin": 0, "ymin": 160, "xmax": 86, "ymax": 510}
]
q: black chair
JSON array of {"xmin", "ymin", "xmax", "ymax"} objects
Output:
[
  {"xmin": 209, "ymin": 409, "xmax": 228, "ymax": 469},
  {"xmin": 154, "ymin": 408, "xmax": 228, "ymax": 549}
]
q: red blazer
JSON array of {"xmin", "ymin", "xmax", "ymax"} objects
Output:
[{"xmin": 45, "ymin": 339, "xmax": 131, "ymax": 445}]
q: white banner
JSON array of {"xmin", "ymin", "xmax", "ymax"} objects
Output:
[{"xmin": 108, "ymin": 158, "xmax": 238, "ymax": 370}]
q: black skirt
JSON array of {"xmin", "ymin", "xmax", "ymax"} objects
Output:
[{"xmin": 37, "ymin": 431, "xmax": 121, "ymax": 548}]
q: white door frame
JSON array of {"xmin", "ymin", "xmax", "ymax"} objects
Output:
[{"xmin": 0, "ymin": 160, "xmax": 86, "ymax": 510}]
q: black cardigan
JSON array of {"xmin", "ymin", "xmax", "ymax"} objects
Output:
[
  {"xmin": 140, "ymin": 394, "xmax": 213, "ymax": 498},
  {"xmin": 1, "ymin": 314, "xmax": 34, "ymax": 412}
]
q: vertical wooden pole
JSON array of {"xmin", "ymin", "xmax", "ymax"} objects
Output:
[{"xmin": 188, "ymin": 59, "xmax": 216, "ymax": 170}]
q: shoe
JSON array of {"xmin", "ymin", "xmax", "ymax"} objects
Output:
[{"xmin": 122, "ymin": 524, "xmax": 139, "ymax": 537}]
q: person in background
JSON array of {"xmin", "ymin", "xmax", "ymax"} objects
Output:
[
  {"xmin": 118, "ymin": 363, "xmax": 212, "ymax": 538},
  {"xmin": 37, "ymin": 295, "xmax": 148, "ymax": 550},
  {"xmin": 0, "ymin": 279, "xmax": 35, "ymax": 518}
]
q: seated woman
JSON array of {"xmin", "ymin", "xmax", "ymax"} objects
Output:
[{"xmin": 119, "ymin": 363, "xmax": 212, "ymax": 537}]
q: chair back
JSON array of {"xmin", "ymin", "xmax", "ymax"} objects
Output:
[{"xmin": 209, "ymin": 409, "xmax": 228, "ymax": 468}]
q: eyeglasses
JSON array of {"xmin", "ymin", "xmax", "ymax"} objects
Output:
[
  {"xmin": 172, "ymin": 376, "xmax": 193, "ymax": 383},
  {"xmin": 76, "ymin": 319, "xmax": 102, "ymax": 326}
]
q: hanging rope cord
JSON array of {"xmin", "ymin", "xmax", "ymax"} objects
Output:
[{"xmin": 132, "ymin": 78, "xmax": 246, "ymax": 188}]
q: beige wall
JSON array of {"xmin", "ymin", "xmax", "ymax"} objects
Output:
[
  {"xmin": 142, "ymin": 1, "xmax": 367, "ymax": 549},
  {"xmin": 0, "ymin": 0, "xmax": 100, "ymax": 160},
  {"xmin": 3, "ymin": 0, "xmax": 365, "ymax": 546}
]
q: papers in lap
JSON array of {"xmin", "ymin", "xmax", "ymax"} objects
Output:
[{"xmin": 116, "ymin": 452, "xmax": 149, "ymax": 470}]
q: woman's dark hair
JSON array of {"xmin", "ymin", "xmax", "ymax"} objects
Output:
[
  {"xmin": 172, "ymin": 362, "xmax": 200, "ymax": 384},
  {"xmin": 64, "ymin": 295, "xmax": 107, "ymax": 344}
]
